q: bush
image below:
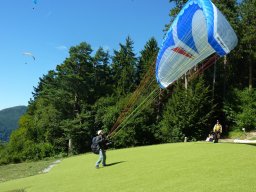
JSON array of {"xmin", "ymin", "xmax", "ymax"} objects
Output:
[
  {"xmin": 22, "ymin": 141, "xmax": 55, "ymax": 160},
  {"xmin": 38, "ymin": 142, "xmax": 55, "ymax": 158},
  {"xmin": 224, "ymin": 88, "xmax": 256, "ymax": 131},
  {"xmin": 0, "ymin": 148, "xmax": 10, "ymax": 165},
  {"xmin": 228, "ymin": 129, "xmax": 246, "ymax": 139},
  {"xmin": 159, "ymin": 78, "xmax": 215, "ymax": 142}
]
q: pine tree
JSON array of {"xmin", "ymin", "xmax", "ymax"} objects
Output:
[
  {"xmin": 159, "ymin": 77, "xmax": 215, "ymax": 142},
  {"xmin": 112, "ymin": 36, "xmax": 137, "ymax": 96},
  {"xmin": 137, "ymin": 37, "xmax": 159, "ymax": 83},
  {"xmin": 93, "ymin": 47, "xmax": 113, "ymax": 98}
]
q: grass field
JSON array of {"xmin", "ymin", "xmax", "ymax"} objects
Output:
[
  {"xmin": 0, "ymin": 159, "xmax": 55, "ymax": 183},
  {"xmin": 0, "ymin": 142, "xmax": 255, "ymax": 192}
]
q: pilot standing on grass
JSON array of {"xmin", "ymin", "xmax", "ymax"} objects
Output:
[
  {"xmin": 213, "ymin": 120, "xmax": 222, "ymax": 143},
  {"xmin": 95, "ymin": 130, "xmax": 109, "ymax": 168}
]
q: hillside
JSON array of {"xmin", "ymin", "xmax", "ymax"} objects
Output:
[
  {"xmin": 0, "ymin": 106, "xmax": 27, "ymax": 142},
  {"xmin": 0, "ymin": 142, "xmax": 256, "ymax": 192}
]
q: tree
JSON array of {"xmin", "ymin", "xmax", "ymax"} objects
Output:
[
  {"xmin": 110, "ymin": 91, "xmax": 160, "ymax": 148},
  {"xmin": 112, "ymin": 36, "xmax": 137, "ymax": 96},
  {"xmin": 56, "ymin": 42, "xmax": 95, "ymax": 111},
  {"xmin": 238, "ymin": 0, "xmax": 256, "ymax": 89},
  {"xmin": 93, "ymin": 96, "xmax": 119, "ymax": 132},
  {"xmin": 224, "ymin": 88, "xmax": 256, "ymax": 131},
  {"xmin": 93, "ymin": 47, "xmax": 113, "ymax": 98},
  {"xmin": 159, "ymin": 77, "xmax": 215, "ymax": 142},
  {"xmin": 137, "ymin": 37, "xmax": 159, "ymax": 83}
]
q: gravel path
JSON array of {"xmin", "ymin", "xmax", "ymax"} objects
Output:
[{"xmin": 41, "ymin": 160, "xmax": 61, "ymax": 173}]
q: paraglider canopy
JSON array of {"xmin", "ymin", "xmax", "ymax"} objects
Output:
[
  {"xmin": 155, "ymin": 0, "xmax": 238, "ymax": 88},
  {"xmin": 33, "ymin": 0, "xmax": 38, "ymax": 9},
  {"xmin": 23, "ymin": 52, "xmax": 35, "ymax": 63}
]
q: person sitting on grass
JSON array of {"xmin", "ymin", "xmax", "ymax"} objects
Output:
[{"xmin": 206, "ymin": 132, "xmax": 214, "ymax": 142}]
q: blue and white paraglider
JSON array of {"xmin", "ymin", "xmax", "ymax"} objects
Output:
[
  {"xmin": 33, "ymin": 0, "xmax": 38, "ymax": 9},
  {"xmin": 155, "ymin": 0, "xmax": 238, "ymax": 88}
]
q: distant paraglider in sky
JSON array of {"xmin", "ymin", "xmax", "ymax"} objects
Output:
[
  {"xmin": 155, "ymin": 0, "xmax": 238, "ymax": 89},
  {"xmin": 33, "ymin": 0, "xmax": 38, "ymax": 9},
  {"xmin": 23, "ymin": 52, "xmax": 35, "ymax": 64}
]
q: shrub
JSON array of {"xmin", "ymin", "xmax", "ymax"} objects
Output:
[{"xmin": 224, "ymin": 88, "xmax": 256, "ymax": 131}]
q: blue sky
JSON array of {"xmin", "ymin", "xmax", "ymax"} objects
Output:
[{"xmin": 0, "ymin": 0, "xmax": 172, "ymax": 110}]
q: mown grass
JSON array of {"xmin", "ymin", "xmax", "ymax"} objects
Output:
[{"xmin": 0, "ymin": 142, "xmax": 255, "ymax": 192}]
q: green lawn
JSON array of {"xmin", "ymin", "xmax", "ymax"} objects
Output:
[
  {"xmin": 0, "ymin": 159, "xmax": 54, "ymax": 183},
  {"xmin": 0, "ymin": 142, "xmax": 255, "ymax": 192}
]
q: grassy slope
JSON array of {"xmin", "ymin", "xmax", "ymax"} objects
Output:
[
  {"xmin": 0, "ymin": 142, "xmax": 255, "ymax": 192},
  {"xmin": 0, "ymin": 159, "xmax": 54, "ymax": 182}
]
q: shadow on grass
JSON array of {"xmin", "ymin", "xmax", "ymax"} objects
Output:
[
  {"xmin": 245, "ymin": 143, "xmax": 256, "ymax": 147},
  {"xmin": 105, "ymin": 161, "xmax": 125, "ymax": 167},
  {"xmin": 5, "ymin": 187, "xmax": 29, "ymax": 192}
]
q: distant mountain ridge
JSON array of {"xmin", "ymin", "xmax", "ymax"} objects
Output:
[{"xmin": 0, "ymin": 106, "xmax": 27, "ymax": 142}]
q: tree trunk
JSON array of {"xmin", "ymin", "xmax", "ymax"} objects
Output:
[
  {"xmin": 68, "ymin": 138, "xmax": 72, "ymax": 156},
  {"xmin": 212, "ymin": 60, "xmax": 216, "ymax": 97},
  {"xmin": 156, "ymin": 88, "xmax": 162, "ymax": 122},
  {"xmin": 185, "ymin": 72, "xmax": 188, "ymax": 90},
  {"xmin": 223, "ymin": 56, "xmax": 227, "ymax": 98}
]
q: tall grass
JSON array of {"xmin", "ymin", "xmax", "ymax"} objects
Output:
[
  {"xmin": 0, "ymin": 160, "xmax": 54, "ymax": 182},
  {"xmin": 0, "ymin": 142, "xmax": 255, "ymax": 192}
]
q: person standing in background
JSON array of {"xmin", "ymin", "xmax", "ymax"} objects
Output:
[{"xmin": 213, "ymin": 120, "xmax": 222, "ymax": 143}]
